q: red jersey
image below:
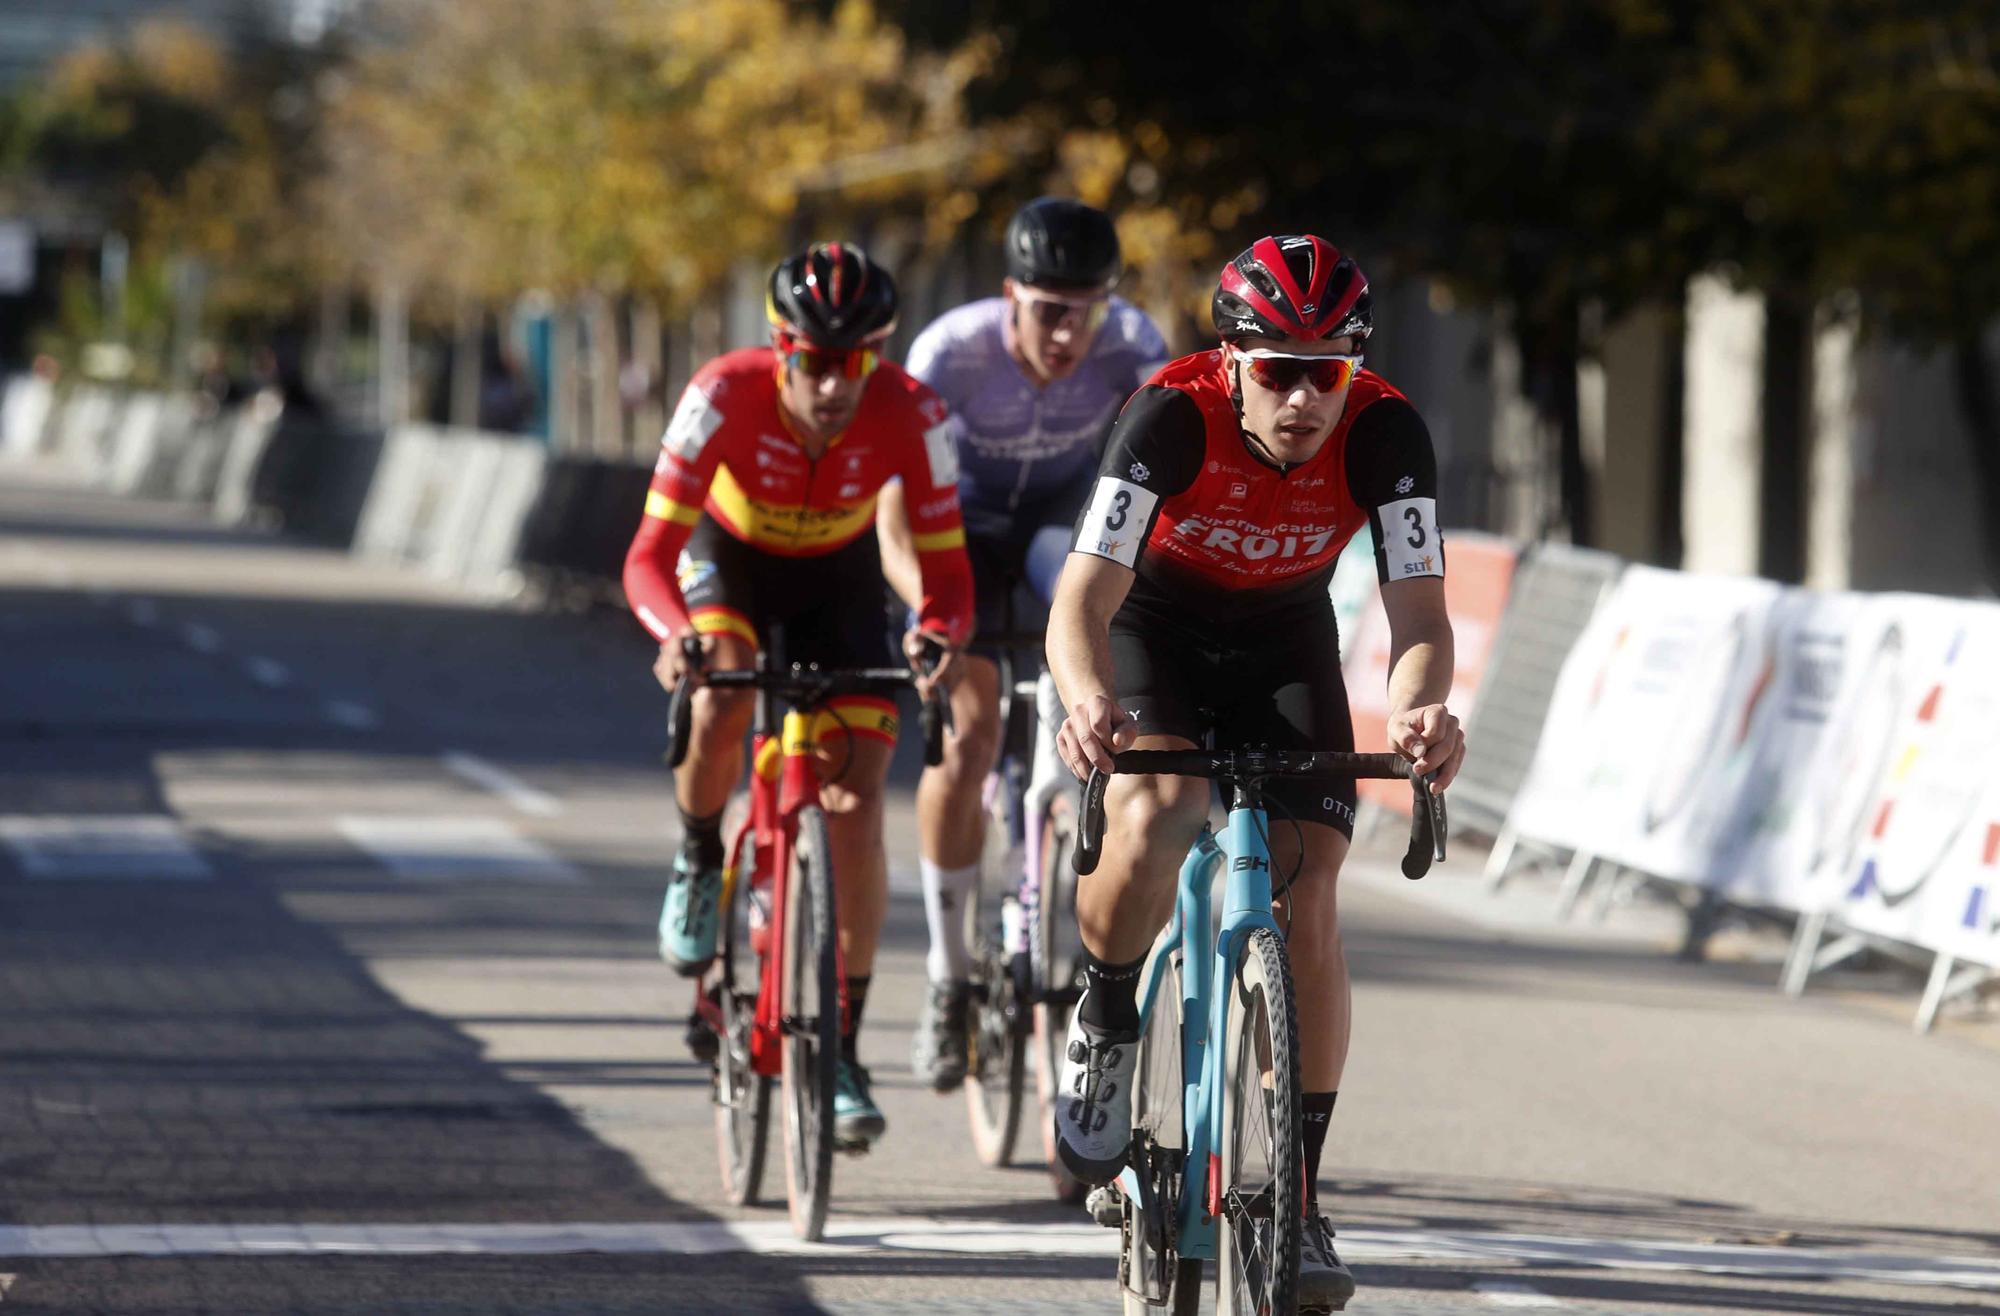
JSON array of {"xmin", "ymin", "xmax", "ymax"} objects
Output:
[
  {"xmin": 1071, "ymin": 349, "xmax": 1443, "ymax": 623},
  {"xmin": 623, "ymin": 347, "xmax": 973, "ymax": 643}
]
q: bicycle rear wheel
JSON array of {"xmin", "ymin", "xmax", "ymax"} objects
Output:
[
  {"xmin": 964, "ymin": 788, "xmax": 1026, "ymax": 1166},
  {"xmin": 1216, "ymin": 928, "xmax": 1303, "ymax": 1316},
  {"xmin": 1030, "ymin": 791, "xmax": 1090, "ymax": 1204},
  {"xmin": 713, "ymin": 848, "xmax": 771, "ymax": 1206},
  {"xmin": 1121, "ymin": 944, "xmax": 1201, "ymax": 1316},
  {"xmin": 780, "ymin": 805, "xmax": 838, "ymax": 1242}
]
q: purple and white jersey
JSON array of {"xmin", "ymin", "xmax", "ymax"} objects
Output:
[{"xmin": 905, "ymin": 296, "xmax": 1168, "ymax": 511}]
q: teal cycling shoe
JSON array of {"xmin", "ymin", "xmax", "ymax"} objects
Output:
[
  {"xmin": 659, "ymin": 844, "xmax": 722, "ymax": 977},
  {"xmin": 833, "ymin": 1059, "xmax": 887, "ymax": 1149}
]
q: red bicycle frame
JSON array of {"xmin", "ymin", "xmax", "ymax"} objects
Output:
[{"xmin": 704, "ymin": 709, "xmax": 849, "ymax": 1078}]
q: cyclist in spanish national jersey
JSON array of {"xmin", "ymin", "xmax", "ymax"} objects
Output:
[
  {"xmin": 1045, "ymin": 236, "xmax": 1465, "ymax": 1312},
  {"xmin": 877, "ymin": 198, "xmax": 1167, "ymax": 1091},
  {"xmin": 623, "ymin": 242, "xmax": 974, "ymax": 1150}
]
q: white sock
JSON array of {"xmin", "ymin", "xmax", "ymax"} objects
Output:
[{"xmin": 920, "ymin": 859, "xmax": 980, "ymax": 984}]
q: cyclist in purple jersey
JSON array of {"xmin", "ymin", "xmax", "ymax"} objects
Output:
[{"xmin": 878, "ymin": 198, "xmax": 1168, "ymax": 1091}]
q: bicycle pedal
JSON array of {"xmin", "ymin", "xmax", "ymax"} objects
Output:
[
  {"xmin": 834, "ymin": 1138, "xmax": 874, "ymax": 1157},
  {"xmin": 1085, "ymin": 1185, "xmax": 1122, "ymax": 1228}
]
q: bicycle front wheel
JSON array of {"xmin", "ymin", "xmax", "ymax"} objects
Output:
[
  {"xmin": 1216, "ymin": 927, "xmax": 1303, "ymax": 1316},
  {"xmin": 962, "ymin": 856, "xmax": 1026, "ymax": 1167},
  {"xmin": 780, "ymin": 804, "xmax": 839, "ymax": 1242},
  {"xmin": 713, "ymin": 850, "xmax": 771, "ymax": 1206},
  {"xmin": 1030, "ymin": 791, "xmax": 1090, "ymax": 1204},
  {"xmin": 1122, "ymin": 943, "xmax": 1201, "ymax": 1316}
]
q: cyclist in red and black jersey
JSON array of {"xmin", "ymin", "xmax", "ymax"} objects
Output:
[{"xmin": 1045, "ymin": 236, "xmax": 1466, "ymax": 1310}]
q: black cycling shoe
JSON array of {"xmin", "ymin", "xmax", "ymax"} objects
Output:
[
  {"xmin": 683, "ymin": 1005, "xmax": 719, "ymax": 1066},
  {"xmin": 909, "ymin": 979, "xmax": 971, "ymax": 1093},
  {"xmin": 1299, "ymin": 1212, "xmax": 1357, "ymax": 1312}
]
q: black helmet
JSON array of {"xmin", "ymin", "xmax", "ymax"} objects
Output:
[
  {"xmin": 1213, "ymin": 235, "xmax": 1372, "ymax": 344},
  {"xmin": 1004, "ymin": 197, "xmax": 1121, "ymax": 291},
  {"xmin": 767, "ymin": 242, "xmax": 899, "ymax": 349}
]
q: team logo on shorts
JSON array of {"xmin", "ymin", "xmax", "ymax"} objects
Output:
[
  {"xmin": 1396, "ymin": 475, "xmax": 1415, "ymax": 494},
  {"xmin": 1129, "ymin": 461, "xmax": 1150, "ymax": 482}
]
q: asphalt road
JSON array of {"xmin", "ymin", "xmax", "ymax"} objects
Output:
[{"xmin": 2, "ymin": 461, "xmax": 1998, "ymax": 1315}]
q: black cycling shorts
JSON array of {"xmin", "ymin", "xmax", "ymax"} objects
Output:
[
  {"xmin": 958, "ymin": 480, "xmax": 1092, "ymax": 656},
  {"xmin": 1108, "ymin": 598, "xmax": 1358, "ymax": 836},
  {"xmin": 678, "ymin": 515, "xmax": 894, "ymax": 669}
]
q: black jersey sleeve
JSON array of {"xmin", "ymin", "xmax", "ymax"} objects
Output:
[
  {"xmin": 1344, "ymin": 395, "xmax": 1445, "ymax": 585},
  {"xmin": 1071, "ymin": 385, "xmax": 1205, "ymax": 571}
]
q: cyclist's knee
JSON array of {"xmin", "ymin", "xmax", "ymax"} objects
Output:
[
  {"xmin": 691, "ymin": 685, "xmax": 754, "ymax": 740},
  {"xmin": 938, "ymin": 699, "xmax": 1002, "ymax": 784},
  {"xmin": 815, "ymin": 739, "xmax": 892, "ymax": 816},
  {"xmin": 1274, "ymin": 864, "xmax": 1345, "ymax": 954},
  {"xmin": 1108, "ymin": 773, "xmax": 1208, "ymax": 857}
]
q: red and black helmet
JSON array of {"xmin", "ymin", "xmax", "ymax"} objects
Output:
[
  {"xmin": 767, "ymin": 241, "xmax": 899, "ymax": 350},
  {"xmin": 1212, "ymin": 235, "xmax": 1372, "ymax": 344}
]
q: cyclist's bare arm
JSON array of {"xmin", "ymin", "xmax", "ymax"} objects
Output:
[
  {"xmin": 873, "ymin": 478, "xmax": 924, "ymax": 612},
  {"xmin": 1047, "ymin": 553, "xmax": 1138, "ymax": 776},
  {"xmin": 1380, "ymin": 575, "xmax": 1464, "ymax": 790}
]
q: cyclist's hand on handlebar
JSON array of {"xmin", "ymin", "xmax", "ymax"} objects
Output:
[
  {"xmin": 1388, "ymin": 703, "xmax": 1465, "ymax": 793},
  {"xmin": 654, "ymin": 629, "xmax": 712, "ymax": 692},
  {"xmin": 1057, "ymin": 693, "xmax": 1137, "ymax": 779},
  {"xmin": 902, "ymin": 627, "xmax": 963, "ymax": 700}
]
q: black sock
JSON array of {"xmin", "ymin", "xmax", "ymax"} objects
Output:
[
  {"xmin": 1077, "ymin": 949, "xmax": 1146, "ymax": 1036},
  {"xmin": 841, "ymin": 976, "xmax": 870, "ymax": 1064},
  {"xmin": 1302, "ymin": 1090, "xmax": 1338, "ymax": 1213},
  {"xmin": 678, "ymin": 806, "xmax": 724, "ymax": 867}
]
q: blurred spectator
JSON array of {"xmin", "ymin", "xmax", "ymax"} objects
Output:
[
  {"xmin": 191, "ymin": 342, "xmax": 252, "ymax": 420},
  {"xmin": 477, "ymin": 330, "xmax": 535, "ymax": 433}
]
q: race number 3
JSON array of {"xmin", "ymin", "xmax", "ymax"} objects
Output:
[
  {"xmin": 1076, "ymin": 476, "xmax": 1158, "ymax": 569},
  {"xmin": 1379, "ymin": 496, "xmax": 1443, "ymax": 578}
]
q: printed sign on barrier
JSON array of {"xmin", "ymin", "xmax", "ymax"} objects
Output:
[
  {"xmin": 1704, "ymin": 590, "xmax": 1882, "ymax": 912},
  {"xmin": 1342, "ymin": 532, "xmax": 1518, "ymax": 811},
  {"xmin": 1803, "ymin": 597, "xmax": 2000, "ymax": 968},
  {"xmin": 1502, "ymin": 566, "xmax": 1785, "ymax": 883}
]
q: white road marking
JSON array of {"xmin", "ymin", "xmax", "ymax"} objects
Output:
[
  {"xmin": 244, "ymin": 656, "xmax": 291, "ymax": 688},
  {"xmin": 0, "ymin": 816, "xmax": 213, "ymax": 881},
  {"xmin": 324, "ymin": 700, "xmax": 380, "ymax": 730},
  {"xmin": 180, "ymin": 623, "xmax": 222, "ymax": 654},
  {"xmin": 336, "ymin": 816, "xmax": 580, "ymax": 883},
  {"xmin": 442, "ymin": 752, "xmax": 562, "ymax": 817},
  {"xmin": 0, "ymin": 1217, "xmax": 1993, "ymax": 1293},
  {"xmin": 125, "ymin": 599, "xmax": 159, "ymax": 627},
  {"xmin": 1474, "ymin": 1280, "xmax": 1564, "ymax": 1308}
]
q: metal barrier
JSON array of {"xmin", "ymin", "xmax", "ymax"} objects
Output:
[{"xmin": 1469, "ymin": 543, "xmax": 1625, "ymax": 882}]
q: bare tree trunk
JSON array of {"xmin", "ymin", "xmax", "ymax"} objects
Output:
[
  {"xmin": 1952, "ymin": 333, "xmax": 2000, "ymax": 590},
  {"xmin": 630, "ymin": 298, "xmax": 665, "ymax": 456},
  {"xmin": 584, "ymin": 291, "xmax": 623, "ymax": 459},
  {"xmin": 449, "ymin": 297, "xmax": 481, "ymax": 430},
  {"xmin": 312, "ymin": 279, "xmax": 346, "ymax": 403},
  {"xmin": 1525, "ymin": 299, "xmax": 1592, "ymax": 546},
  {"xmin": 374, "ymin": 271, "xmax": 410, "ymax": 428},
  {"xmin": 1758, "ymin": 286, "xmax": 1811, "ymax": 583},
  {"xmin": 550, "ymin": 304, "xmax": 580, "ymax": 453}
]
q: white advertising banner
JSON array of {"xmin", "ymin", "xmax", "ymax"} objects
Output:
[
  {"xmin": 1502, "ymin": 566, "xmax": 1785, "ymax": 883},
  {"xmin": 1798, "ymin": 596, "xmax": 2000, "ymax": 967},
  {"xmin": 1503, "ymin": 563, "xmax": 2000, "ymax": 969},
  {"xmin": 1703, "ymin": 590, "xmax": 1886, "ymax": 912}
]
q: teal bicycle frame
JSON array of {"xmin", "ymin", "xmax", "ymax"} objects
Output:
[
  {"xmin": 1116, "ymin": 797, "xmax": 1279, "ymax": 1261},
  {"xmin": 1073, "ymin": 746, "xmax": 1445, "ymax": 1282}
]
